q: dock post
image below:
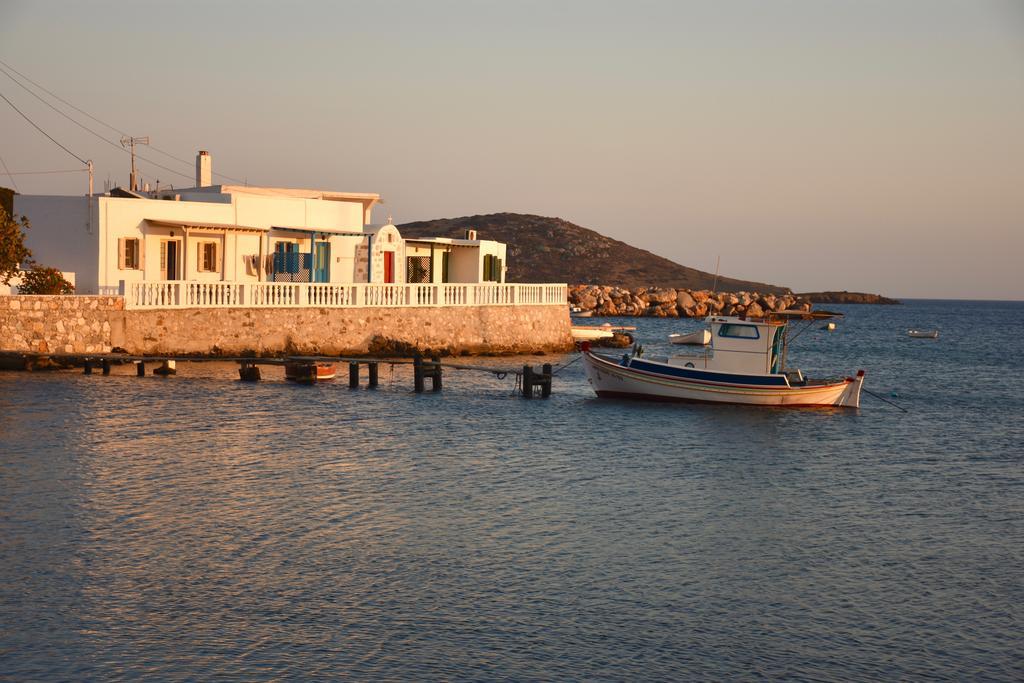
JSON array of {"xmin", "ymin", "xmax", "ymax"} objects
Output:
[
  {"xmin": 522, "ymin": 365, "xmax": 534, "ymax": 398},
  {"xmin": 83, "ymin": 359, "xmax": 92, "ymax": 375},
  {"xmin": 413, "ymin": 355, "xmax": 425, "ymax": 393},
  {"xmin": 368, "ymin": 362, "xmax": 379, "ymax": 388},
  {"xmin": 101, "ymin": 359, "xmax": 111, "ymax": 376},
  {"xmin": 238, "ymin": 363, "xmax": 261, "ymax": 381},
  {"xmin": 349, "ymin": 361, "xmax": 360, "ymax": 388},
  {"xmin": 541, "ymin": 363, "xmax": 553, "ymax": 398},
  {"xmin": 431, "ymin": 356, "xmax": 442, "ymax": 392},
  {"xmin": 154, "ymin": 360, "xmax": 176, "ymax": 376},
  {"xmin": 136, "ymin": 361, "xmax": 145, "ymax": 377}
]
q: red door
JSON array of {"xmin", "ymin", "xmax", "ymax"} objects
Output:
[{"xmin": 384, "ymin": 251, "xmax": 394, "ymax": 283}]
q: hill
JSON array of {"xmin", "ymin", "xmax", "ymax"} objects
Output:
[
  {"xmin": 398, "ymin": 213, "xmax": 790, "ymax": 293},
  {"xmin": 797, "ymin": 291, "xmax": 901, "ymax": 305}
]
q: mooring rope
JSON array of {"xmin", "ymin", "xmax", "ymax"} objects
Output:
[
  {"xmin": 551, "ymin": 353, "xmax": 584, "ymax": 375},
  {"xmin": 862, "ymin": 387, "xmax": 908, "ymax": 412}
]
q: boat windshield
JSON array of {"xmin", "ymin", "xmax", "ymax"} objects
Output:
[{"xmin": 770, "ymin": 326, "xmax": 784, "ymax": 374}]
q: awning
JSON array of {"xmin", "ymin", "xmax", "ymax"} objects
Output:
[
  {"xmin": 272, "ymin": 225, "xmax": 367, "ymax": 237},
  {"xmin": 405, "ymin": 237, "xmax": 483, "ymax": 247},
  {"xmin": 146, "ymin": 218, "xmax": 267, "ymax": 233}
]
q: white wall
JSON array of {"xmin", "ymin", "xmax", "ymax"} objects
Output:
[
  {"xmin": 448, "ymin": 246, "xmax": 480, "ymax": 283},
  {"xmin": 15, "ymin": 195, "xmax": 100, "ymax": 293},
  {"xmin": 100, "ymin": 192, "xmax": 370, "ymax": 289},
  {"xmin": 368, "ymin": 225, "xmax": 404, "ymax": 283},
  {"xmin": 480, "ymin": 240, "xmax": 507, "ymax": 282},
  {"xmin": 99, "ymin": 196, "xmax": 236, "ymax": 289}
]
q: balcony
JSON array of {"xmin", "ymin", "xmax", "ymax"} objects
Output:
[{"xmin": 121, "ymin": 281, "xmax": 567, "ymax": 310}]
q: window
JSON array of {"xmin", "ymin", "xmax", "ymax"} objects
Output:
[
  {"xmin": 718, "ymin": 323, "xmax": 760, "ymax": 339},
  {"xmin": 406, "ymin": 256, "xmax": 431, "ymax": 283},
  {"xmin": 118, "ymin": 238, "xmax": 141, "ymax": 270},
  {"xmin": 273, "ymin": 242, "xmax": 300, "ymax": 275},
  {"xmin": 197, "ymin": 241, "xmax": 218, "ymax": 272}
]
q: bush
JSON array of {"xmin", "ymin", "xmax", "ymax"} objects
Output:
[{"xmin": 18, "ymin": 264, "xmax": 75, "ymax": 295}]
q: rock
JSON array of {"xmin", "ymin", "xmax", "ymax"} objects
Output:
[
  {"xmin": 745, "ymin": 302, "xmax": 765, "ymax": 318},
  {"xmin": 647, "ymin": 287, "xmax": 677, "ymax": 305},
  {"xmin": 676, "ymin": 290, "xmax": 696, "ymax": 309}
]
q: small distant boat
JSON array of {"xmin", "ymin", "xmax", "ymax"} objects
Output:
[
  {"xmin": 571, "ymin": 323, "xmax": 635, "ymax": 342},
  {"xmin": 572, "ymin": 310, "xmax": 594, "ymax": 318},
  {"xmin": 907, "ymin": 329, "xmax": 938, "ymax": 339},
  {"xmin": 822, "ymin": 322, "xmax": 836, "ymax": 331},
  {"xmin": 285, "ymin": 362, "xmax": 337, "ymax": 383},
  {"xmin": 571, "ymin": 324, "xmax": 615, "ymax": 341},
  {"xmin": 669, "ymin": 330, "xmax": 711, "ymax": 345}
]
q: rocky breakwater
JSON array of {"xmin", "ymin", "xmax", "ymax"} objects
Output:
[{"xmin": 569, "ymin": 285, "xmax": 812, "ymax": 318}]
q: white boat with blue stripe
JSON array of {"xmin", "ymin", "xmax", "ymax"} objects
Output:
[{"xmin": 582, "ymin": 312, "xmax": 864, "ymax": 408}]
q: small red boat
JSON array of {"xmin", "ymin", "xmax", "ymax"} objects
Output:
[{"xmin": 284, "ymin": 362, "xmax": 337, "ymax": 383}]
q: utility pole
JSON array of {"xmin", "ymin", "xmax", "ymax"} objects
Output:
[
  {"xmin": 120, "ymin": 135, "xmax": 149, "ymax": 191},
  {"xmin": 86, "ymin": 160, "xmax": 93, "ymax": 197}
]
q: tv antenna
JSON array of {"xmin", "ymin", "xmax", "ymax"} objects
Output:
[{"xmin": 120, "ymin": 135, "xmax": 149, "ymax": 191}]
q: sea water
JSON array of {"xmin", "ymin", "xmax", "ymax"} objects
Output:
[{"xmin": 1, "ymin": 299, "xmax": 1021, "ymax": 680}]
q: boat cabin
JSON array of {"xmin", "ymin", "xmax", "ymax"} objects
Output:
[{"xmin": 668, "ymin": 316, "xmax": 788, "ymax": 376}]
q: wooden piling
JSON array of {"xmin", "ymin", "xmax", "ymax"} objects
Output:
[
  {"xmin": 153, "ymin": 360, "xmax": 176, "ymax": 376},
  {"xmin": 368, "ymin": 362, "xmax": 379, "ymax": 388},
  {"xmin": 293, "ymin": 364, "xmax": 317, "ymax": 385},
  {"xmin": 522, "ymin": 365, "xmax": 534, "ymax": 398},
  {"xmin": 431, "ymin": 356, "xmax": 442, "ymax": 392},
  {"xmin": 83, "ymin": 359, "xmax": 93, "ymax": 375},
  {"xmin": 413, "ymin": 355, "xmax": 425, "ymax": 393},
  {"xmin": 541, "ymin": 363, "xmax": 553, "ymax": 398},
  {"xmin": 349, "ymin": 361, "xmax": 360, "ymax": 388},
  {"xmin": 136, "ymin": 361, "xmax": 145, "ymax": 377},
  {"xmin": 101, "ymin": 359, "xmax": 111, "ymax": 376},
  {"xmin": 238, "ymin": 363, "xmax": 261, "ymax": 381}
]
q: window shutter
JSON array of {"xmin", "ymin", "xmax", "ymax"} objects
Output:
[
  {"xmin": 442, "ymin": 251, "xmax": 450, "ymax": 283},
  {"xmin": 160, "ymin": 241, "xmax": 167, "ymax": 271},
  {"xmin": 118, "ymin": 238, "xmax": 126, "ymax": 270},
  {"xmin": 137, "ymin": 239, "xmax": 144, "ymax": 271},
  {"xmin": 197, "ymin": 243, "xmax": 203, "ymax": 271},
  {"xmin": 496, "ymin": 258, "xmax": 503, "ymax": 282}
]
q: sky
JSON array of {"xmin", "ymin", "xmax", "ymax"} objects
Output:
[{"xmin": 1, "ymin": 0, "xmax": 1022, "ymax": 299}]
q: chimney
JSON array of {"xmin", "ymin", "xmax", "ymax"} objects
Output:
[
  {"xmin": 196, "ymin": 150, "xmax": 212, "ymax": 187},
  {"xmin": 465, "ymin": 229, "xmax": 478, "ymax": 240}
]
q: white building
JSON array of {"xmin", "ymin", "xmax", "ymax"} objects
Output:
[{"xmin": 14, "ymin": 152, "xmax": 507, "ymax": 297}]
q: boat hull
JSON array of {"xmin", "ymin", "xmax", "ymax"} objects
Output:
[
  {"xmin": 571, "ymin": 325, "xmax": 614, "ymax": 341},
  {"xmin": 285, "ymin": 362, "xmax": 337, "ymax": 383},
  {"xmin": 669, "ymin": 330, "xmax": 711, "ymax": 345},
  {"xmin": 582, "ymin": 350, "xmax": 863, "ymax": 408}
]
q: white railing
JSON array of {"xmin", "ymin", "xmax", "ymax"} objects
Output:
[{"xmin": 123, "ymin": 281, "xmax": 567, "ymax": 310}]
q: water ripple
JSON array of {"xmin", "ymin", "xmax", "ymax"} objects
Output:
[{"xmin": 1, "ymin": 300, "xmax": 1022, "ymax": 680}]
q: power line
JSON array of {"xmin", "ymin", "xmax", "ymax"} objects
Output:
[
  {"xmin": 0, "ymin": 57, "xmax": 249, "ymax": 185},
  {"xmin": 0, "ymin": 66, "xmax": 194, "ymax": 183},
  {"xmin": 0, "ymin": 153, "xmax": 18, "ymax": 191},
  {"xmin": 0, "ymin": 89, "xmax": 87, "ymax": 165},
  {"xmin": 1, "ymin": 168, "xmax": 87, "ymax": 175}
]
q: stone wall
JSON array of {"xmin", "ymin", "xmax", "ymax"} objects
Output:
[
  {"xmin": 1, "ymin": 296, "xmax": 124, "ymax": 354},
  {"xmin": 0, "ymin": 295, "xmax": 572, "ymax": 356}
]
